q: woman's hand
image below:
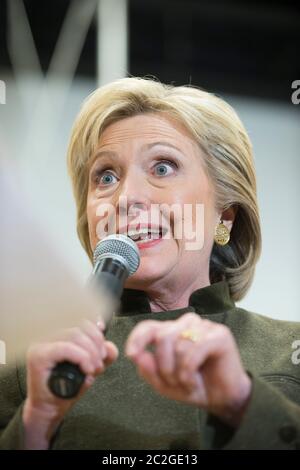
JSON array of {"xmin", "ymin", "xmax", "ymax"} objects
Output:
[
  {"xmin": 125, "ymin": 313, "xmax": 251, "ymax": 428},
  {"xmin": 23, "ymin": 319, "xmax": 118, "ymax": 449}
]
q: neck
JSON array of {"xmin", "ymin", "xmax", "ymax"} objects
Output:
[{"xmin": 146, "ymin": 271, "xmax": 211, "ymax": 312}]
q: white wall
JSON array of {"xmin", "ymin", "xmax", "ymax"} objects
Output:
[
  {"xmin": 228, "ymin": 95, "xmax": 300, "ymax": 321},
  {"xmin": 0, "ymin": 73, "xmax": 299, "ymax": 321}
]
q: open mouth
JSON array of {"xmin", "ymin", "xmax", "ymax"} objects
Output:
[{"xmin": 126, "ymin": 226, "xmax": 165, "ymax": 244}]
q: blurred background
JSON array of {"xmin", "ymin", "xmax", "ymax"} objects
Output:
[{"xmin": 0, "ymin": 0, "xmax": 299, "ymax": 320}]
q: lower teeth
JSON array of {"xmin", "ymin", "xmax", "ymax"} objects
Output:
[
  {"xmin": 138, "ymin": 235, "xmax": 160, "ymax": 243},
  {"xmin": 138, "ymin": 236, "xmax": 152, "ymax": 243}
]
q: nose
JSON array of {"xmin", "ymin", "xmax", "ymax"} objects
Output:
[{"xmin": 114, "ymin": 167, "xmax": 151, "ymax": 217}]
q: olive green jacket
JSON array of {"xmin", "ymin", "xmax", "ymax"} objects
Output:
[{"xmin": 1, "ymin": 281, "xmax": 300, "ymax": 450}]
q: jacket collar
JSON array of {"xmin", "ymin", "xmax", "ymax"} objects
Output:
[{"xmin": 119, "ymin": 280, "xmax": 235, "ymax": 316}]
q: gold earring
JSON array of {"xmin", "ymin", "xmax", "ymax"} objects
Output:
[{"xmin": 214, "ymin": 220, "xmax": 230, "ymax": 246}]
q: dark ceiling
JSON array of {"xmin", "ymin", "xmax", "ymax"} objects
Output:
[{"xmin": 0, "ymin": 0, "xmax": 299, "ymax": 102}]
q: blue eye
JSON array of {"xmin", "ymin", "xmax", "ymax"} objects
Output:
[
  {"xmin": 154, "ymin": 161, "xmax": 175, "ymax": 177},
  {"xmin": 99, "ymin": 171, "xmax": 117, "ymax": 186}
]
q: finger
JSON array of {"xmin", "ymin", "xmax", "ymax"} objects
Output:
[
  {"xmin": 177, "ymin": 325, "xmax": 230, "ymax": 376},
  {"xmin": 81, "ymin": 319, "xmax": 107, "ymax": 359},
  {"xmin": 125, "ymin": 320, "xmax": 162, "ymax": 357},
  {"xmin": 136, "ymin": 350, "xmax": 168, "ymax": 392},
  {"xmin": 137, "ymin": 350, "xmax": 191, "ymax": 400},
  {"xmin": 177, "ymin": 312, "xmax": 199, "ymax": 325},
  {"xmin": 28, "ymin": 342, "xmax": 95, "ymax": 376},
  {"xmin": 96, "ymin": 318, "xmax": 106, "ymax": 332},
  {"xmin": 173, "ymin": 339, "xmax": 196, "ymax": 387},
  {"xmin": 82, "ymin": 320, "xmax": 120, "ymax": 367},
  {"xmin": 65, "ymin": 328, "xmax": 105, "ymax": 373},
  {"xmin": 173, "ymin": 321, "xmax": 210, "ymax": 387},
  {"xmin": 159, "ymin": 316, "xmax": 195, "ymax": 380},
  {"xmin": 82, "ymin": 319, "xmax": 104, "ymax": 341},
  {"xmin": 154, "ymin": 325, "xmax": 182, "ymax": 386},
  {"xmin": 103, "ymin": 341, "xmax": 119, "ymax": 366}
]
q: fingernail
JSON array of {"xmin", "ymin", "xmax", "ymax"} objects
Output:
[
  {"xmin": 86, "ymin": 376, "xmax": 95, "ymax": 386},
  {"xmin": 96, "ymin": 319, "xmax": 105, "ymax": 330}
]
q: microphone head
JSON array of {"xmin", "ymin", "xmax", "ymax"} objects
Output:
[{"xmin": 93, "ymin": 234, "xmax": 140, "ymax": 276}]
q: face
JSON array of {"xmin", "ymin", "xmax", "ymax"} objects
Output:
[{"xmin": 87, "ymin": 113, "xmax": 219, "ymax": 292}]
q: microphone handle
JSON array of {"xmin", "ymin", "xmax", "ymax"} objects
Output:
[
  {"xmin": 48, "ymin": 324, "xmax": 112, "ymax": 399},
  {"xmin": 48, "ymin": 361, "xmax": 86, "ymax": 399}
]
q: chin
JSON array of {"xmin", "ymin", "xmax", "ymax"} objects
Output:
[{"xmin": 125, "ymin": 262, "xmax": 171, "ymax": 290}]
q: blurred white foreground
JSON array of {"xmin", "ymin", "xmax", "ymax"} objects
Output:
[{"xmin": 0, "ymin": 161, "xmax": 111, "ymax": 366}]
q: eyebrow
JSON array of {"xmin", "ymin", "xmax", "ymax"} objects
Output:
[
  {"xmin": 90, "ymin": 141, "xmax": 183, "ymax": 168},
  {"xmin": 89, "ymin": 150, "xmax": 119, "ymax": 169},
  {"xmin": 142, "ymin": 141, "xmax": 183, "ymax": 153}
]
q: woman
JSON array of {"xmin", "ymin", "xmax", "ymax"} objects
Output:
[{"xmin": 1, "ymin": 77, "xmax": 300, "ymax": 450}]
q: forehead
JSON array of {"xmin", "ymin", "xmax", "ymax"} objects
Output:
[{"xmin": 98, "ymin": 113, "xmax": 197, "ymax": 150}]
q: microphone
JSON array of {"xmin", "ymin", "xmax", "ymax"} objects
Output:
[{"xmin": 48, "ymin": 234, "xmax": 140, "ymax": 399}]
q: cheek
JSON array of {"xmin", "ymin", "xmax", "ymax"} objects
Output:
[
  {"xmin": 87, "ymin": 206, "xmax": 97, "ymax": 249},
  {"xmin": 132, "ymin": 239, "xmax": 180, "ymax": 277},
  {"xmin": 87, "ymin": 194, "xmax": 106, "ymax": 248},
  {"xmin": 167, "ymin": 187, "xmax": 214, "ymax": 238},
  {"xmin": 87, "ymin": 190, "xmax": 119, "ymax": 247}
]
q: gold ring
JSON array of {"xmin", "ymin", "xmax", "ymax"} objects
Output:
[{"xmin": 179, "ymin": 329, "xmax": 200, "ymax": 343}]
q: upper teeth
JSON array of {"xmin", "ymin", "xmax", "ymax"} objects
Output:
[{"xmin": 127, "ymin": 227, "xmax": 160, "ymax": 241}]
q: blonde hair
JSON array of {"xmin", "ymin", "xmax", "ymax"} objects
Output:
[{"xmin": 67, "ymin": 77, "xmax": 261, "ymax": 301}]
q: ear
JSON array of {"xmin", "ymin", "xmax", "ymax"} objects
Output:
[{"xmin": 219, "ymin": 206, "xmax": 238, "ymax": 233}]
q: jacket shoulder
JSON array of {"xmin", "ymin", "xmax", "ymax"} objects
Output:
[
  {"xmin": 232, "ymin": 306, "xmax": 300, "ymax": 334},
  {"xmin": 226, "ymin": 307, "xmax": 300, "ymax": 379}
]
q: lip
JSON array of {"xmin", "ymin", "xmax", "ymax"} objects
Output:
[
  {"xmin": 118, "ymin": 223, "xmax": 169, "ymax": 238},
  {"xmin": 136, "ymin": 237, "xmax": 164, "ymax": 250}
]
